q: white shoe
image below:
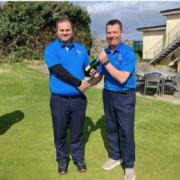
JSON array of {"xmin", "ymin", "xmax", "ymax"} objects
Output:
[
  {"xmin": 102, "ymin": 158, "xmax": 122, "ymax": 170},
  {"xmin": 124, "ymin": 168, "xmax": 136, "ymax": 180}
]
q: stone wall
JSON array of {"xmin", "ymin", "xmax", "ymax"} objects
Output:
[
  {"xmin": 90, "ymin": 38, "xmax": 108, "ymax": 57},
  {"xmin": 90, "ymin": 38, "xmax": 133, "ymax": 57}
]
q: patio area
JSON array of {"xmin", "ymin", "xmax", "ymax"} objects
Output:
[
  {"xmin": 30, "ymin": 63, "xmax": 180, "ymax": 104},
  {"xmin": 136, "ymin": 63, "xmax": 180, "ymax": 97},
  {"xmin": 136, "ymin": 91, "xmax": 180, "ymax": 105}
]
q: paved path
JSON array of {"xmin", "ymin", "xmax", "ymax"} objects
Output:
[{"xmin": 136, "ymin": 92, "xmax": 180, "ymax": 105}]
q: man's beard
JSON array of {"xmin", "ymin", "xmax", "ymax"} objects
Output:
[{"xmin": 58, "ymin": 36, "xmax": 73, "ymax": 47}]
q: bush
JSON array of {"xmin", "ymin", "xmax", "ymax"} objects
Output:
[{"xmin": 0, "ymin": 2, "xmax": 92, "ymax": 63}]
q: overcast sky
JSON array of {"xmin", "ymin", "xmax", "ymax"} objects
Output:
[{"xmin": 75, "ymin": 1, "xmax": 180, "ymax": 40}]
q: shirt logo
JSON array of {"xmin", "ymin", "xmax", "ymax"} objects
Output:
[
  {"xmin": 76, "ymin": 49, "xmax": 81, "ymax": 55},
  {"xmin": 117, "ymin": 55, "xmax": 123, "ymax": 60},
  {"xmin": 116, "ymin": 55, "xmax": 123, "ymax": 64}
]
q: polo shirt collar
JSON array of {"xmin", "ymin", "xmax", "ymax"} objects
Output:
[
  {"xmin": 58, "ymin": 40, "xmax": 75, "ymax": 49},
  {"xmin": 106, "ymin": 42, "xmax": 123, "ymax": 54}
]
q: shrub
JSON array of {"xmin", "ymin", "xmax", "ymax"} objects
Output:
[{"xmin": 0, "ymin": 2, "xmax": 92, "ymax": 63}]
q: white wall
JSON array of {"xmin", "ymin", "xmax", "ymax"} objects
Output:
[
  {"xmin": 165, "ymin": 14, "xmax": 180, "ymax": 47},
  {"xmin": 143, "ymin": 30, "xmax": 165, "ymax": 59}
]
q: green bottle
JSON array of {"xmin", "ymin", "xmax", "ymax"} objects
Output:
[{"xmin": 85, "ymin": 58, "xmax": 100, "ymax": 74}]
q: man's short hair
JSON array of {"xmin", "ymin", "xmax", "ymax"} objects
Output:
[
  {"xmin": 106, "ymin": 19, "xmax": 123, "ymax": 31},
  {"xmin": 56, "ymin": 16, "xmax": 73, "ymax": 30}
]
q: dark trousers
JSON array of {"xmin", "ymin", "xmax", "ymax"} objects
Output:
[
  {"xmin": 50, "ymin": 94, "xmax": 87, "ymax": 164},
  {"xmin": 103, "ymin": 89, "xmax": 136, "ymax": 168}
]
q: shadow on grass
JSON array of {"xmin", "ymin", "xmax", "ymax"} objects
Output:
[
  {"xmin": 0, "ymin": 110, "xmax": 24, "ymax": 135},
  {"xmin": 84, "ymin": 116, "xmax": 108, "ymax": 152}
]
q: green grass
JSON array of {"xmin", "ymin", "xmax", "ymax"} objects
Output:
[{"xmin": 0, "ymin": 64, "xmax": 180, "ymax": 180}]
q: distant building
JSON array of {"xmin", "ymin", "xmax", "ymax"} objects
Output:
[{"xmin": 137, "ymin": 8, "xmax": 180, "ymax": 71}]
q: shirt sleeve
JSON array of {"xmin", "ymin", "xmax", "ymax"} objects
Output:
[
  {"xmin": 83, "ymin": 49, "xmax": 90, "ymax": 69},
  {"xmin": 50, "ymin": 64, "xmax": 82, "ymax": 87},
  {"xmin": 44, "ymin": 45, "xmax": 61, "ymax": 68},
  {"xmin": 120, "ymin": 50, "xmax": 136, "ymax": 73}
]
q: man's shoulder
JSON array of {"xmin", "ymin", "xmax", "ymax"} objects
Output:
[
  {"xmin": 73, "ymin": 42, "xmax": 87, "ymax": 51},
  {"xmin": 122, "ymin": 43, "xmax": 134, "ymax": 53},
  {"xmin": 45, "ymin": 40, "xmax": 58, "ymax": 50},
  {"xmin": 121, "ymin": 43, "xmax": 136, "ymax": 59}
]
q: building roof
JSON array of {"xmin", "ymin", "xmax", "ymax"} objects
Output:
[
  {"xmin": 160, "ymin": 8, "xmax": 180, "ymax": 16},
  {"xmin": 137, "ymin": 25, "xmax": 166, "ymax": 32}
]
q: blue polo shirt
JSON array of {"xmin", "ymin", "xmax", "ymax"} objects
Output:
[
  {"xmin": 98, "ymin": 42, "xmax": 136, "ymax": 91},
  {"xmin": 44, "ymin": 40, "xmax": 90, "ymax": 95}
]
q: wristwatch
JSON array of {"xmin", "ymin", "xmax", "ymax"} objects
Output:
[{"xmin": 103, "ymin": 60, "xmax": 110, "ymax": 66}]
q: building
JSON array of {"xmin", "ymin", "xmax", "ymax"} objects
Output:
[{"xmin": 137, "ymin": 8, "xmax": 180, "ymax": 71}]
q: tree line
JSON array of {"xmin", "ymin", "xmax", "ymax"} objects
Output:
[{"xmin": 0, "ymin": 2, "xmax": 92, "ymax": 63}]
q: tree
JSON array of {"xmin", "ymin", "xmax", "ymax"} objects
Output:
[{"xmin": 0, "ymin": 2, "xmax": 92, "ymax": 62}]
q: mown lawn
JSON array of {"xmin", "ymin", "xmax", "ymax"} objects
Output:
[{"xmin": 0, "ymin": 64, "xmax": 180, "ymax": 180}]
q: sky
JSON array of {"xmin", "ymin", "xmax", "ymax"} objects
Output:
[
  {"xmin": 75, "ymin": 1, "xmax": 180, "ymax": 40},
  {"xmin": 1, "ymin": 1, "xmax": 180, "ymax": 41}
]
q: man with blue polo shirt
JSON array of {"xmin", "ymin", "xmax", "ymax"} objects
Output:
[
  {"xmin": 84, "ymin": 19, "xmax": 136, "ymax": 180},
  {"xmin": 44, "ymin": 16, "xmax": 91, "ymax": 175}
]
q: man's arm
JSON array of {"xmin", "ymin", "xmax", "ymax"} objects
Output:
[
  {"xmin": 87, "ymin": 73, "xmax": 103, "ymax": 87},
  {"xmin": 79, "ymin": 73, "xmax": 103, "ymax": 92},
  {"xmin": 50, "ymin": 64, "xmax": 82, "ymax": 87},
  {"xmin": 98, "ymin": 51, "xmax": 130, "ymax": 84},
  {"xmin": 102, "ymin": 63, "xmax": 130, "ymax": 84}
]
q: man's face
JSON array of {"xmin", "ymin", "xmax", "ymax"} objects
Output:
[
  {"xmin": 106, "ymin": 24, "xmax": 123, "ymax": 48},
  {"xmin": 57, "ymin": 21, "xmax": 73, "ymax": 43}
]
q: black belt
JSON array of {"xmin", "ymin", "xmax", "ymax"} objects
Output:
[
  {"xmin": 104, "ymin": 89, "xmax": 132, "ymax": 94},
  {"xmin": 52, "ymin": 93, "xmax": 84, "ymax": 99}
]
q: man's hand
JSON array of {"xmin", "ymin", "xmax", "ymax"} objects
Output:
[
  {"xmin": 78, "ymin": 81, "xmax": 90, "ymax": 92},
  {"xmin": 98, "ymin": 49, "xmax": 108, "ymax": 64}
]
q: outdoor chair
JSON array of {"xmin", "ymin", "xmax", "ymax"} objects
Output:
[
  {"xmin": 144, "ymin": 73, "xmax": 162, "ymax": 96},
  {"xmin": 136, "ymin": 73, "xmax": 145, "ymax": 93},
  {"xmin": 173, "ymin": 72, "xmax": 180, "ymax": 91},
  {"xmin": 135, "ymin": 64, "xmax": 155, "ymax": 94},
  {"xmin": 162, "ymin": 72, "xmax": 179, "ymax": 95},
  {"xmin": 162, "ymin": 78, "xmax": 175, "ymax": 95}
]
